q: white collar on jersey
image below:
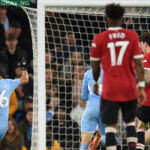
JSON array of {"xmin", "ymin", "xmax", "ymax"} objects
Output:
[{"xmin": 108, "ymin": 27, "xmax": 122, "ymax": 30}]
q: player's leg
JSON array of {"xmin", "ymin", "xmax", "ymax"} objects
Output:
[
  {"xmin": 97, "ymin": 110, "xmax": 106, "ymax": 147},
  {"xmin": 145, "ymin": 128, "xmax": 150, "ymax": 144},
  {"xmin": 101, "ymin": 98, "xmax": 120, "ymax": 150},
  {"xmin": 121, "ymin": 99, "xmax": 137, "ymax": 150},
  {"xmin": 89, "ymin": 116, "xmax": 104, "ymax": 149},
  {"xmin": 80, "ymin": 106, "xmax": 99, "ymax": 150},
  {"xmin": 80, "ymin": 132, "xmax": 93, "ymax": 150},
  {"xmin": 136, "ymin": 106, "xmax": 150, "ymax": 150},
  {"xmin": 136, "ymin": 120, "xmax": 147, "ymax": 150}
]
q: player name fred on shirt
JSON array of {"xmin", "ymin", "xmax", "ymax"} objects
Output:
[{"xmin": 109, "ymin": 32, "xmax": 125, "ymax": 40}]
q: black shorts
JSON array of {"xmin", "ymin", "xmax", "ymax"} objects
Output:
[
  {"xmin": 100, "ymin": 98, "xmax": 137, "ymax": 125},
  {"xmin": 137, "ymin": 106, "xmax": 150, "ymax": 123}
]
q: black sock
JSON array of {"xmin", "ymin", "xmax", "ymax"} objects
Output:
[
  {"xmin": 126, "ymin": 126, "xmax": 137, "ymax": 150},
  {"xmin": 136, "ymin": 131, "xmax": 145, "ymax": 150},
  {"xmin": 106, "ymin": 132, "xmax": 117, "ymax": 147}
]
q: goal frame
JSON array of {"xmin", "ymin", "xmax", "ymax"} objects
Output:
[{"xmin": 37, "ymin": 0, "xmax": 150, "ymax": 149}]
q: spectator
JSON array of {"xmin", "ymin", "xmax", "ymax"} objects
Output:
[
  {"xmin": 46, "ymin": 96, "xmax": 60, "ymax": 123},
  {"xmin": 51, "ymin": 32, "xmax": 83, "ymax": 66},
  {"xmin": 63, "ymin": 32, "xmax": 76, "ymax": 46},
  {"xmin": 46, "ymin": 64, "xmax": 53, "ymax": 84},
  {"xmin": 24, "ymin": 96, "xmax": 33, "ymax": 112},
  {"xmin": 0, "ymin": 22, "xmax": 5, "ymax": 51},
  {"xmin": 46, "ymin": 84, "xmax": 58, "ymax": 98},
  {"xmin": 15, "ymin": 96, "xmax": 33, "ymax": 123},
  {"xmin": 45, "ymin": 63, "xmax": 57, "ymax": 86},
  {"xmin": 60, "ymin": 32, "xmax": 82, "ymax": 63},
  {"xmin": 9, "ymin": 20, "xmax": 21, "ymax": 39},
  {"xmin": 48, "ymin": 105, "xmax": 80, "ymax": 149},
  {"xmin": 17, "ymin": 108, "xmax": 33, "ymax": 150},
  {"xmin": 60, "ymin": 51, "xmax": 89, "ymax": 80},
  {"xmin": 0, "ymin": 6, "xmax": 9, "ymax": 33},
  {"xmin": 0, "ymin": 33, "xmax": 28, "ymax": 78},
  {"xmin": 9, "ymin": 20, "xmax": 32, "ymax": 60},
  {"xmin": 51, "ymin": 45, "xmax": 63, "ymax": 65},
  {"xmin": 72, "ymin": 65, "xmax": 85, "ymax": 106},
  {"xmin": 62, "ymin": 32, "xmax": 89, "ymax": 63},
  {"xmin": 49, "ymin": 96, "xmax": 60, "ymax": 113},
  {"xmin": 45, "ymin": 50, "xmax": 53, "ymax": 64},
  {"xmin": 0, "ymin": 118, "xmax": 25, "ymax": 150}
]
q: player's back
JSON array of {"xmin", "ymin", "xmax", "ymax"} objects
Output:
[
  {"xmin": 91, "ymin": 27, "xmax": 143, "ymax": 102},
  {"xmin": 0, "ymin": 79, "xmax": 20, "ymax": 129},
  {"xmin": 0, "ymin": 79, "xmax": 13, "ymax": 108},
  {"xmin": 81, "ymin": 68, "xmax": 103, "ymax": 107}
]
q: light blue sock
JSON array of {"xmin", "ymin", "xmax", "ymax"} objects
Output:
[{"xmin": 80, "ymin": 144, "xmax": 88, "ymax": 150}]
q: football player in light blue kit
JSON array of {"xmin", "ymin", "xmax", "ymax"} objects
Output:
[
  {"xmin": 0, "ymin": 58, "xmax": 29, "ymax": 142},
  {"xmin": 80, "ymin": 67, "xmax": 105, "ymax": 150}
]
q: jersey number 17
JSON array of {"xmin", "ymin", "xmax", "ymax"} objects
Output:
[{"xmin": 107, "ymin": 41, "xmax": 129, "ymax": 66}]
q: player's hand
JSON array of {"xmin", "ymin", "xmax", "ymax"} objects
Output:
[
  {"xmin": 94, "ymin": 83, "xmax": 99, "ymax": 95},
  {"xmin": 21, "ymin": 57, "xmax": 28, "ymax": 70},
  {"xmin": 137, "ymin": 88, "xmax": 146, "ymax": 107}
]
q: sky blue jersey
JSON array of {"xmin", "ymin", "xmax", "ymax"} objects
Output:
[
  {"xmin": 81, "ymin": 68, "xmax": 105, "ymax": 136},
  {"xmin": 0, "ymin": 79, "xmax": 20, "ymax": 129},
  {"xmin": 81, "ymin": 68, "xmax": 103, "ymax": 101}
]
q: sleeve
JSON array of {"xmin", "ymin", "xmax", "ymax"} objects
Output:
[
  {"xmin": 90, "ymin": 34, "xmax": 101, "ymax": 61},
  {"xmin": 7, "ymin": 79, "xmax": 21, "ymax": 90},
  {"xmin": 147, "ymin": 54, "xmax": 150, "ymax": 67},
  {"xmin": 81, "ymin": 72, "xmax": 89, "ymax": 101},
  {"xmin": 132, "ymin": 32, "xmax": 144, "ymax": 59},
  {"xmin": 9, "ymin": 91, "xmax": 18, "ymax": 118}
]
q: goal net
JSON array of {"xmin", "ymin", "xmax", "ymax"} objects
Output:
[{"xmin": 22, "ymin": 1, "xmax": 150, "ymax": 149}]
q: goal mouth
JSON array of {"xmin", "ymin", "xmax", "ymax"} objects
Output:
[
  {"xmin": 45, "ymin": 7, "xmax": 150, "ymax": 17},
  {"xmin": 22, "ymin": 1, "xmax": 150, "ymax": 149}
]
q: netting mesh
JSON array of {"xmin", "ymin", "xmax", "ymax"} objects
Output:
[
  {"xmin": 21, "ymin": 7, "xmax": 38, "ymax": 150},
  {"xmin": 23, "ymin": 6, "xmax": 150, "ymax": 150}
]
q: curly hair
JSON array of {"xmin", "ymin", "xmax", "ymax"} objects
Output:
[{"xmin": 105, "ymin": 3, "xmax": 125, "ymax": 20}]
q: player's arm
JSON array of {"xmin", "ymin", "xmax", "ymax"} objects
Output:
[
  {"xmin": 132, "ymin": 36, "xmax": 146, "ymax": 106},
  {"xmin": 132, "ymin": 32, "xmax": 146, "ymax": 106},
  {"xmin": 90, "ymin": 34, "xmax": 101, "ymax": 95},
  {"xmin": 81, "ymin": 72, "xmax": 89, "ymax": 101},
  {"xmin": 134, "ymin": 58, "xmax": 145, "ymax": 85},
  {"xmin": 134, "ymin": 58, "xmax": 146, "ymax": 106},
  {"xmin": 144, "ymin": 68, "xmax": 150, "ymax": 86},
  {"xmin": 20, "ymin": 58, "xmax": 29, "ymax": 85},
  {"xmin": 20, "ymin": 70, "xmax": 29, "ymax": 85}
]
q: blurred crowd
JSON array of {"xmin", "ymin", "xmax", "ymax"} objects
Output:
[
  {"xmin": 0, "ymin": 6, "xmax": 34, "ymax": 150},
  {"xmin": 0, "ymin": 5, "xmax": 150, "ymax": 150}
]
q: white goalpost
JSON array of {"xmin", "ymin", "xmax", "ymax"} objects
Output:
[{"xmin": 22, "ymin": 0, "xmax": 150, "ymax": 149}]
